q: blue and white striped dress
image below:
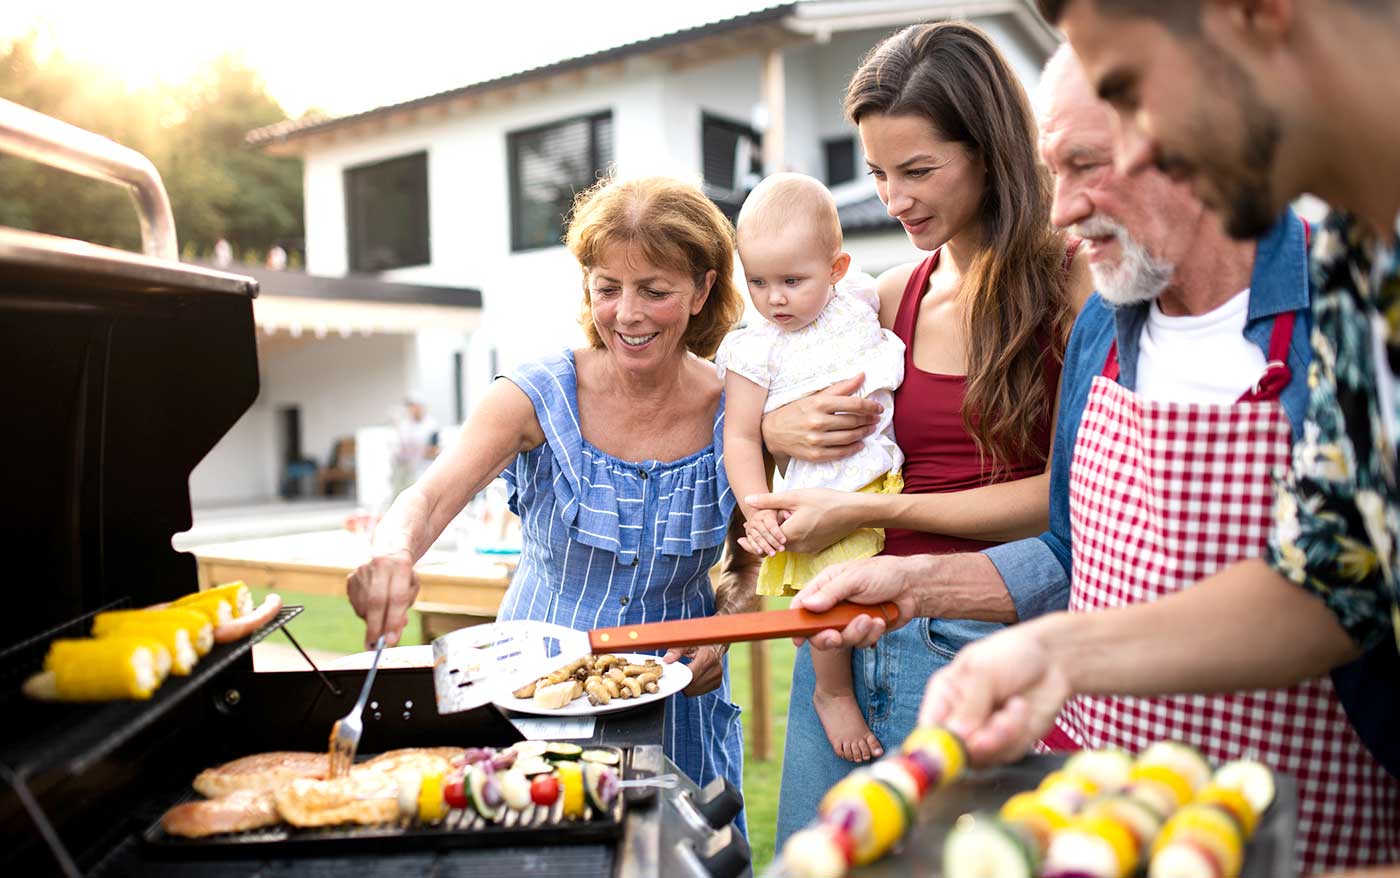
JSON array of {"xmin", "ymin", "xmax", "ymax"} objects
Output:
[{"xmin": 497, "ymin": 349, "xmax": 746, "ymax": 829}]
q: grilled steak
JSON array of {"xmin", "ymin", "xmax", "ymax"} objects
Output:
[
  {"xmin": 192, "ymin": 751, "xmax": 328, "ymax": 797},
  {"xmin": 160, "ymin": 789, "xmax": 280, "ymax": 837},
  {"xmin": 273, "ymin": 774, "xmax": 400, "ymax": 828}
]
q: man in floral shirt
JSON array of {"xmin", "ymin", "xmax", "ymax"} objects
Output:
[
  {"xmin": 1273, "ymin": 210, "xmax": 1400, "ymax": 655},
  {"xmin": 786, "ymin": 0, "xmax": 1400, "ymax": 782}
]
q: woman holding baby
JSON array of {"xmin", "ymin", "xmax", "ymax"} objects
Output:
[{"xmin": 740, "ymin": 22, "xmax": 1092, "ymax": 845}]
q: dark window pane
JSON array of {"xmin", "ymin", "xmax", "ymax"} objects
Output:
[
  {"xmin": 509, "ymin": 112, "xmax": 614, "ymax": 252},
  {"xmin": 701, "ymin": 112, "xmax": 762, "ymax": 221},
  {"xmin": 825, "ymin": 137, "xmax": 857, "ymax": 186},
  {"xmin": 345, "ymin": 152, "xmax": 430, "ymax": 273}
]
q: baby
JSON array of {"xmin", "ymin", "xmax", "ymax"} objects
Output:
[{"xmin": 717, "ymin": 172, "xmax": 904, "ymax": 763}]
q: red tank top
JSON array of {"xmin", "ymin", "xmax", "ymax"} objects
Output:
[{"xmin": 884, "ymin": 249, "xmax": 1061, "ymax": 557}]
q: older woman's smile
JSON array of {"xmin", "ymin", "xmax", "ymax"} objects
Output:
[{"xmin": 618, "ymin": 331, "xmax": 659, "ymax": 348}]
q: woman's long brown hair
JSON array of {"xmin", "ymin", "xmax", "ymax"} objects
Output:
[{"xmin": 846, "ymin": 21, "xmax": 1070, "ymax": 471}]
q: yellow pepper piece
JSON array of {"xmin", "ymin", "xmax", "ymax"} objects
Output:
[
  {"xmin": 558, "ymin": 762, "xmax": 585, "ymax": 820},
  {"xmin": 1038, "ymin": 769, "xmax": 1099, "ymax": 796},
  {"xmin": 417, "ymin": 771, "xmax": 447, "ymax": 823},
  {"xmin": 1153, "ymin": 804, "xmax": 1244, "ymax": 876},
  {"xmin": 901, "ymin": 727, "xmax": 966, "ymax": 785},
  {"xmin": 1194, "ymin": 783, "xmax": 1257, "ymax": 838},
  {"xmin": 820, "ymin": 773, "xmax": 908, "ymax": 866},
  {"xmin": 1075, "ymin": 814, "xmax": 1139, "ymax": 876},
  {"xmin": 1000, "ymin": 790, "xmax": 1069, "ymax": 854},
  {"xmin": 1130, "ymin": 763, "xmax": 1192, "ymax": 811}
]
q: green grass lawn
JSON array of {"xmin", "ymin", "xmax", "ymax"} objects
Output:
[{"xmin": 252, "ymin": 587, "xmax": 795, "ymax": 871}]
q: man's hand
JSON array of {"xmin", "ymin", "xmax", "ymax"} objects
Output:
[
  {"xmin": 918, "ymin": 618, "xmax": 1073, "ymax": 766},
  {"xmin": 790, "ymin": 556, "xmax": 925, "ymax": 649},
  {"xmin": 662, "ymin": 644, "xmax": 727, "ymax": 696},
  {"xmin": 760, "ymin": 374, "xmax": 882, "ymax": 463},
  {"xmin": 346, "ymin": 549, "xmax": 420, "ymax": 648}
]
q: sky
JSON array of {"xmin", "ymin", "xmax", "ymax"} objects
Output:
[{"xmin": 3, "ymin": 0, "xmax": 779, "ymax": 118}]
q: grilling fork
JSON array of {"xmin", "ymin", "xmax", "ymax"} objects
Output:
[{"xmin": 328, "ymin": 633, "xmax": 386, "ymax": 778}]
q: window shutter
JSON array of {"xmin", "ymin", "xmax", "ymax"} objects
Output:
[{"xmin": 509, "ymin": 112, "xmax": 613, "ymax": 252}]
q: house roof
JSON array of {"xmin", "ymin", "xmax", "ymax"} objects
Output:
[
  {"xmin": 248, "ymin": 2, "xmax": 1058, "ymax": 152},
  {"xmin": 247, "ymin": 3, "xmax": 798, "ymax": 149}
]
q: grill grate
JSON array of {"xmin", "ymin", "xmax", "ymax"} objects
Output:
[
  {"xmin": 143, "ymin": 747, "xmax": 627, "ymax": 858},
  {"xmin": 0, "ymin": 605, "xmax": 302, "ymax": 779}
]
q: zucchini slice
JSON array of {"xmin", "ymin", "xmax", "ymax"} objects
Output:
[
  {"xmin": 943, "ymin": 812, "xmax": 1038, "ymax": 878},
  {"xmin": 583, "ymin": 762, "xmax": 620, "ymax": 814},
  {"xmin": 515, "ymin": 757, "xmax": 555, "ymax": 777},
  {"xmin": 545, "ymin": 742, "xmax": 584, "ymax": 761},
  {"xmin": 581, "ymin": 749, "xmax": 621, "ymax": 766},
  {"xmin": 468, "ymin": 767, "xmax": 503, "ymax": 822},
  {"xmin": 510, "ymin": 740, "xmax": 549, "ymax": 759}
]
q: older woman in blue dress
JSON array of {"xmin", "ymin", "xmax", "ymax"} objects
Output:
[{"xmin": 347, "ymin": 175, "xmax": 756, "ymax": 820}]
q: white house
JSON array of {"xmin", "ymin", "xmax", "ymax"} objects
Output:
[{"xmin": 210, "ymin": 0, "xmax": 1057, "ymax": 507}]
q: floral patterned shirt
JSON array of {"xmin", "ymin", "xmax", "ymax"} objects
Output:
[{"xmin": 1269, "ymin": 209, "xmax": 1400, "ymax": 652}]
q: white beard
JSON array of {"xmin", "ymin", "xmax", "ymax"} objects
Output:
[{"xmin": 1073, "ymin": 215, "xmax": 1174, "ymax": 307}]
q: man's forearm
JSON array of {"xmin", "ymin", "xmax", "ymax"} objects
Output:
[
  {"xmin": 908, "ymin": 552, "xmax": 1019, "ymax": 624},
  {"xmin": 1044, "ymin": 559, "xmax": 1362, "ymax": 698}
]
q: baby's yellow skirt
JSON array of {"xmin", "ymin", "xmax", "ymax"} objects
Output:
[{"xmin": 755, "ymin": 470, "xmax": 904, "ymax": 597}]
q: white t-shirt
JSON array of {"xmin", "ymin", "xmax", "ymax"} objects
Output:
[{"xmin": 1135, "ymin": 289, "xmax": 1267, "ymax": 405}]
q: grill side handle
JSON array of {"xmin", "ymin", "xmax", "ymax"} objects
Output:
[{"xmin": 0, "ymin": 97, "xmax": 177, "ymax": 261}]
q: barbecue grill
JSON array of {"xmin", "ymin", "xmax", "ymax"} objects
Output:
[{"xmin": 0, "ymin": 98, "xmax": 750, "ymax": 878}]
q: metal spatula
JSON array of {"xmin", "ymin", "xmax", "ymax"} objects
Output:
[{"xmin": 431, "ymin": 602, "xmax": 898, "ymax": 714}]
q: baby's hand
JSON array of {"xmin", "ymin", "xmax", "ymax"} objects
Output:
[{"xmin": 743, "ymin": 508, "xmax": 787, "ymax": 557}]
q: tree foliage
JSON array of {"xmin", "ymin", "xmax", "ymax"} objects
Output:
[{"xmin": 0, "ymin": 34, "xmax": 303, "ymax": 258}]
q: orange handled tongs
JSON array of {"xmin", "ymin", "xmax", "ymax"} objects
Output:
[{"xmin": 430, "ymin": 602, "xmax": 899, "ymax": 714}]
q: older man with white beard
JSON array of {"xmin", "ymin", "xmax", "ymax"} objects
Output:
[{"xmin": 792, "ymin": 41, "xmax": 1332, "ymax": 781}]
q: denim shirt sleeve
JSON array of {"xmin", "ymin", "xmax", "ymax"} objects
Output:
[{"xmin": 984, "ymin": 296, "xmax": 1116, "ymax": 621}]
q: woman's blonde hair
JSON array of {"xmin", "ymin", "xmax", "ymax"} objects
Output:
[
  {"xmin": 565, "ymin": 176, "xmax": 744, "ymax": 359},
  {"xmin": 846, "ymin": 21, "xmax": 1070, "ymax": 471}
]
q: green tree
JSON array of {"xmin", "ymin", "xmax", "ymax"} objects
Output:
[{"xmin": 0, "ymin": 34, "xmax": 302, "ymax": 260}]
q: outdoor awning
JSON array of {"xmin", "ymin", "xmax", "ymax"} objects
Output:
[
  {"xmin": 252, "ymin": 294, "xmax": 480, "ymax": 336},
  {"xmin": 198, "ymin": 262, "xmax": 482, "ymax": 336}
]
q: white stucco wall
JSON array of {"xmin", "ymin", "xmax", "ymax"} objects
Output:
[{"xmin": 188, "ymin": 401, "xmax": 276, "ymax": 506}]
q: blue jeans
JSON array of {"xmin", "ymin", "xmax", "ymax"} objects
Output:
[{"xmin": 775, "ymin": 617, "xmax": 1001, "ymax": 847}]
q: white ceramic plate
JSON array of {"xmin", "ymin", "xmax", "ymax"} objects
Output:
[{"xmin": 493, "ymin": 653, "xmax": 693, "ymax": 716}]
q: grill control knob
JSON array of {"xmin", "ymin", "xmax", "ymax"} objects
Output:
[
  {"xmin": 694, "ymin": 776, "xmax": 743, "ymax": 830},
  {"xmin": 697, "ymin": 827, "xmax": 750, "ymax": 878},
  {"xmin": 678, "ymin": 825, "xmax": 751, "ymax": 878}
]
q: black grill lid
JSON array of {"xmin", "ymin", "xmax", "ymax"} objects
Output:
[{"xmin": 0, "ymin": 225, "xmax": 259, "ymax": 647}]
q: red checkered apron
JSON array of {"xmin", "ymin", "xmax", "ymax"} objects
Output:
[{"xmin": 1044, "ymin": 312, "xmax": 1400, "ymax": 872}]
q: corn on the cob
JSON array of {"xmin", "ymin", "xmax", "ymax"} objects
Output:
[
  {"xmin": 171, "ymin": 593, "xmax": 234, "ymax": 626},
  {"xmin": 95, "ymin": 606, "xmax": 213, "ymax": 657},
  {"xmin": 173, "ymin": 581, "xmax": 252, "ymax": 619},
  {"xmin": 92, "ymin": 609, "xmax": 204, "ymax": 673},
  {"xmin": 24, "ymin": 636, "xmax": 167, "ymax": 701}
]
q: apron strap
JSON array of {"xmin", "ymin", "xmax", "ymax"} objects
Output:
[
  {"xmin": 1101, "ymin": 311, "xmax": 1297, "ymax": 401},
  {"xmin": 1101, "ymin": 340, "xmax": 1120, "ymax": 381},
  {"xmin": 1237, "ymin": 311, "xmax": 1296, "ymax": 403},
  {"xmin": 1101, "ymin": 217, "xmax": 1309, "ymax": 392}
]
